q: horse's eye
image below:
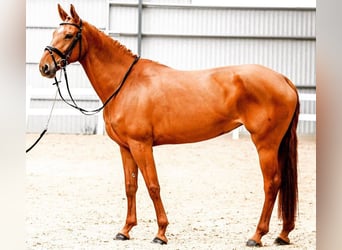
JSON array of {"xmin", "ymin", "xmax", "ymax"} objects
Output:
[{"xmin": 65, "ymin": 34, "xmax": 73, "ymax": 39}]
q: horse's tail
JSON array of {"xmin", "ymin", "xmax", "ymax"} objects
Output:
[{"xmin": 277, "ymin": 77, "xmax": 299, "ymax": 226}]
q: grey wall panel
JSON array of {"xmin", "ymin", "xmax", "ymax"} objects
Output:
[
  {"xmin": 141, "ymin": 37, "xmax": 315, "ymax": 86},
  {"xmin": 27, "ymin": 115, "xmax": 99, "ymax": 134},
  {"xmin": 27, "ymin": 0, "xmax": 107, "ymax": 28},
  {"xmin": 26, "ymin": 28, "xmax": 54, "ymax": 63},
  {"xmin": 142, "ymin": 6, "xmax": 315, "ymax": 38},
  {"xmin": 109, "ymin": 6, "xmax": 138, "ymax": 33},
  {"xmin": 27, "ymin": 63, "xmax": 93, "ymax": 89}
]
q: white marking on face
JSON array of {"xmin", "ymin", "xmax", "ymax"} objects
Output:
[{"xmin": 57, "ymin": 26, "xmax": 64, "ymax": 34}]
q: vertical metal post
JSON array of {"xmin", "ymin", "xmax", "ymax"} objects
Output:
[{"xmin": 137, "ymin": 0, "xmax": 143, "ymax": 56}]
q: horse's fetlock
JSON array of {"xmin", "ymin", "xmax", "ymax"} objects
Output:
[
  {"xmin": 158, "ymin": 217, "xmax": 169, "ymax": 227},
  {"xmin": 257, "ymin": 225, "xmax": 269, "ymax": 236},
  {"xmin": 127, "ymin": 219, "xmax": 137, "ymax": 227}
]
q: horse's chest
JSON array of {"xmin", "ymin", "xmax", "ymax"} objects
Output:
[
  {"xmin": 104, "ymin": 124, "xmax": 126, "ymax": 148},
  {"xmin": 103, "ymin": 113, "xmax": 128, "ymax": 147}
]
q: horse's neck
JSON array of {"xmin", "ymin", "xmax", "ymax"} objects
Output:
[{"xmin": 79, "ymin": 23, "xmax": 135, "ymax": 103}]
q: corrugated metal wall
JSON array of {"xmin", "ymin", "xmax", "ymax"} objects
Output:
[{"xmin": 26, "ymin": 0, "xmax": 316, "ymax": 135}]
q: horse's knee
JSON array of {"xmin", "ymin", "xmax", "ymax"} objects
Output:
[
  {"xmin": 126, "ymin": 183, "xmax": 138, "ymax": 196},
  {"xmin": 147, "ymin": 184, "xmax": 160, "ymax": 198}
]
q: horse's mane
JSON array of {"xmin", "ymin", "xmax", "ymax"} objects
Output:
[
  {"xmin": 111, "ymin": 39, "xmax": 135, "ymax": 57},
  {"xmin": 85, "ymin": 20, "xmax": 135, "ymax": 57}
]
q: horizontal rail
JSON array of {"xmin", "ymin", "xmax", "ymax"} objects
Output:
[
  {"xmin": 109, "ymin": 31, "xmax": 316, "ymax": 41},
  {"xmin": 108, "ymin": 1, "xmax": 316, "ymax": 11}
]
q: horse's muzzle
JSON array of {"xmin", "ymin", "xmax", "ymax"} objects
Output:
[{"xmin": 39, "ymin": 62, "xmax": 57, "ymax": 78}]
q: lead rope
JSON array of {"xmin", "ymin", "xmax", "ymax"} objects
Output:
[{"xmin": 26, "ymin": 80, "xmax": 59, "ymax": 153}]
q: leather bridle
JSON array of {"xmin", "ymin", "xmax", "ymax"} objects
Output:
[{"xmin": 45, "ymin": 20, "xmax": 83, "ymax": 68}]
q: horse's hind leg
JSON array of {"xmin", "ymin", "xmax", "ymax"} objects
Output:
[
  {"xmin": 115, "ymin": 146, "xmax": 139, "ymax": 240},
  {"xmin": 246, "ymin": 134, "xmax": 282, "ymax": 247}
]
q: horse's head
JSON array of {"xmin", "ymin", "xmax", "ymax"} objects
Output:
[{"xmin": 39, "ymin": 4, "xmax": 84, "ymax": 78}]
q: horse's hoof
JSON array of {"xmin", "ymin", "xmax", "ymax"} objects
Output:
[
  {"xmin": 114, "ymin": 233, "xmax": 129, "ymax": 241},
  {"xmin": 152, "ymin": 237, "xmax": 167, "ymax": 245},
  {"xmin": 246, "ymin": 239, "xmax": 262, "ymax": 247},
  {"xmin": 274, "ymin": 237, "xmax": 290, "ymax": 245}
]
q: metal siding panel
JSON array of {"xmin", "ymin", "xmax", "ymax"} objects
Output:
[
  {"xmin": 27, "ymin": 115, "xmax": 99, "ymax": 134},
  {"xmin": 26, "ymin": 63, "xmax": 93, "ymax": 89},
  {"xmin": 27, "ymin": 0, "xmax": 107, "ymax": 28},
  {"xmin": 27, "ymin": 98, "xmax": 101, "ymax": 134},
  {"xmin": 26, "ymin": 63, "xmax": 51, "ymax": 89},
  {"xmin": 142, "ymin": 37, "xmax": 315, "ymax": 86},
  {"xmin": 142, "ymin": 7, "xmax": 315, "ymax": 38},
  {"xmin": 26, "ymin": 29, "xmax": 54, "ymax": 63},
  {"xmin": 109, "ymin": 6, "xmax": 138, "ymax": 33},
  {"xmin": 26, "ymin": 0, "xmax": 63, "ymax": 27}
]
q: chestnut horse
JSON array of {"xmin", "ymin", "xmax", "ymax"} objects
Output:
[{"xmin": 39, "ymin": 4, "xmax": 299, "ymax": 247}]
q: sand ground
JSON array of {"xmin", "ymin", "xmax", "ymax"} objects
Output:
[{"xmin": 26, "ymin": 133, "xmax": 316, "ymax": 249}]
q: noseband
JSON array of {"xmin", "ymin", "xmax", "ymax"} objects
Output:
[{"xmin": 45, "ymin": 20, "xmax": 83, "ymax": 68}]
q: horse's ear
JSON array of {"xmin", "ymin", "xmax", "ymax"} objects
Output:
[
  {"xmin": 57, "ymin": 4, "xmax": 68, "ymax": 21},
  {"xmin": 70, "ymin": 4, "xmax": 80, "ymax": 24}
]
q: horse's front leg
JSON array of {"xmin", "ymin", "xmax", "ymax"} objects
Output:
[
  {"xmin": 115, "ymin": 146, "xmax": 139, "ymax": 241},
  {"xmin": 128, "ymin": 140, "xmax": 169, "ymax": 244}
]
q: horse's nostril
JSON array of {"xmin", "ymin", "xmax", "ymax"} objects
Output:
[
  {"xmin": 43, "ymin": 64, "xmax": 49, "ymax": 74},
  {"xmin": 40, "ymin": 64, "xmax": 49, "ymax": 74}
]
